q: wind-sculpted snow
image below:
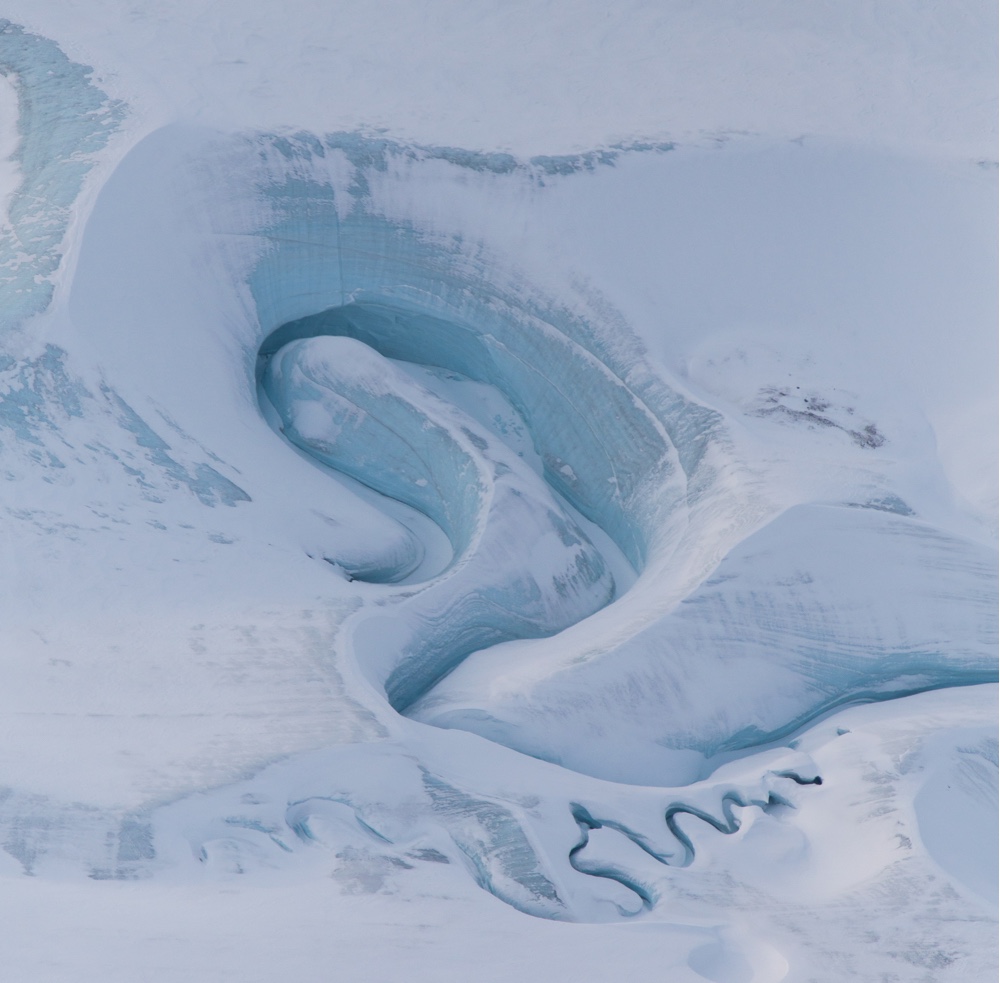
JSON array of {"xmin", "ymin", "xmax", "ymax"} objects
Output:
[
  {"xmin": 149, "ymin": 724, "xmax": 828, "ymax": 923},
  {"xmin": 262, "ymin": 334, "xmax": 615, "ymax": 707},
  {"xmin": 225, "ymin": 132, "xmax": 996, "ymax": 921},
  {"xmin": 0, "ymin": 9, "xmax": 993, "ymax": 978}
]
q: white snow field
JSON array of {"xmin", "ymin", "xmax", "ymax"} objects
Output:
[{"xmin": 0, "ymin": 2, "xmax": 996, "ymax": 980}]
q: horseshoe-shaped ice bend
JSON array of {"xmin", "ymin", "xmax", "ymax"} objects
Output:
[
  {"xmin": 65, "ymin": 124, "xmax": 996, "ymax": 768},
  {"xmin": 235, "ymin": 130, "xmax": 995, "ymax": 784}
]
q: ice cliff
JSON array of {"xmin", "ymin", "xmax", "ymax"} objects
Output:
[{"xmin": 242, "ymin": 132, "xmax": 996, "ymax": 786}]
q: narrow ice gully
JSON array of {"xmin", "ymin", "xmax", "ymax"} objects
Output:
[{"xmin": 0, "ymin": 12, "xmax": 996, "ymax": 982}]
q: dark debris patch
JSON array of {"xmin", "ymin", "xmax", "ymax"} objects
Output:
[{"xmin": 753, "ymin": 386, "xmax": 886, "ymax": 448}]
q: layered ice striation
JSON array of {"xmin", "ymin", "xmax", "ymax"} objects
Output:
[
  {"xmin": 256, "ymin": 281, "xmax": 688, "ymax": 574},
  {"xmin": 262, "ymin": 333, "xmax": 615, "ymax": 708},
  {"xmin": 247, "ymin": 132, "xmax": 718, "ymax": 716},
  {"xmin": 248, "ymin": 131, "xmax": 997, "ymax": 774},
  {"xmin": 413, "ymin": 503, "xmax": 999, "ymax": 783}
]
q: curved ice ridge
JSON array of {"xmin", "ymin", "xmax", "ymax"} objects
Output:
[
  {"xmin": 259, "ymin": 299, "xmax": 684, "ymax": 571},
  {"xmin": 254, "ymin": 275, "xmax": 698, "ymax": 714},
  {"xmin": 262, "ymin": 333, "xmax": 616, "ymax": 708},
  {"xmin": 0, "ymin": 24, "xmax": 993, "ymax": 937},
  {"xmin": 249, "ymin": 130, "xmax": 997, "ymax": 774}
]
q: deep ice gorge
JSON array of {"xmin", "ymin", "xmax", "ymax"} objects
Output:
[{"xmin": 243, "ymin": 132, "xmax": 996, "ymax": 789}]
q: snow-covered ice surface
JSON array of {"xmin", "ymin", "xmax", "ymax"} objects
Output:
[{"xmin": 0, "ymin": 2, "xmax": 996, "ymax": 980}]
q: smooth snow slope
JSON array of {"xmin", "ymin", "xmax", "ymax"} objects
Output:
[{"xmin": 0, "ymin": 3, "xmax": 996, "ymax": 982}]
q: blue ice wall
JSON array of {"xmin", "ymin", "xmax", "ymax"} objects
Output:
[
  {"xmin": 263, "ymin": 333, "xmax": 616, "ymax": 708},
  {"xmin": 263, "ymin": 335, "xmax": 488, "ymax": 554},
  {"xmin": 248, "ymin": 135, "xmax": 721, "ymax": 569},
  {"xmin": 263, "ymin": 299, "xmax": 670, "ymax": 568},
  {"xmin": 246, "ymin": 131, "xmax": 996, "ymax": 752},
  {"xmin": 245, "ymin": 133, "xmax": 724, "ymax": 708}
]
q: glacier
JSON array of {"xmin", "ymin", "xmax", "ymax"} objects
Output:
[
  {"xmin": 0, "ymin": 5, "xmax": 995, "ymax": 981},
  {"xmin": 245, "ymin": 130, "xmax": 995, "ymax": 783}
]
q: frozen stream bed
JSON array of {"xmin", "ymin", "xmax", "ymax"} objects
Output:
[{"xmin": 0, "ymin": 4, "xmax": 996, "ymax": 981}]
